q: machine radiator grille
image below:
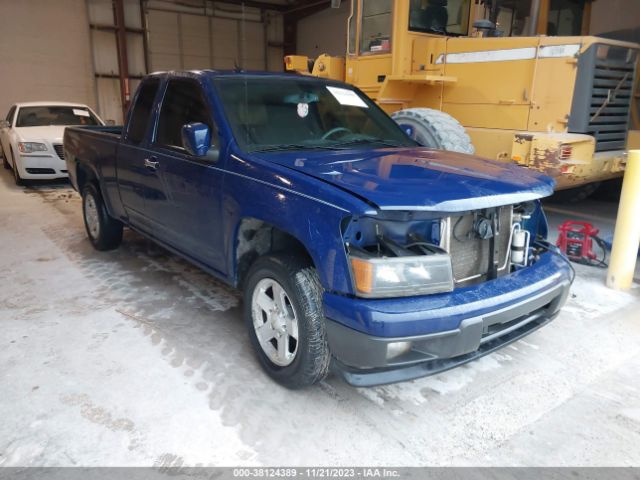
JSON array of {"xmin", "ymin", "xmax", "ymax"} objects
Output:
[
  {"xmin": 444, "ymin": 206, "xmax": 512, "ymax": 286},
  {"xmin": 53, "ymin": 144, "xmax": 64, "ymax": 160},
  {"xmin": 569, "ymin": 44, "xmax": 638, "ymax": 152}
]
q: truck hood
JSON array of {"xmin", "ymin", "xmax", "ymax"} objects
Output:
[
  {"xmin": 251, "ymin": 148, "xmax": 555, "ymax": 212},
  {"xmin": 14, "ymin": 125, "xmax": 67, "ymax": 143}
]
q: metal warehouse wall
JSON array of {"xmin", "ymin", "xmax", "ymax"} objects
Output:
[
  {"xmin": 296, "ymin": 2, "xmax": 350, "ymax": 58},
  {"xmin": 145, "ymin": 1, "xmax": 284, "ymax": 73},
  {"xmin": 0, "ymin": 0, "xmax": 97, "ymax": 121},
  {"xmin": 590, "ymin": 0, "xmax": 640, "ymax": 35}
]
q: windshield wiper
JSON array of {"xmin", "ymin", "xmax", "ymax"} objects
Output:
[
  {"xmin": 330, "ymin": 138, "xmax": 410, "ymax": 149},
  {"xmin": 252, "ymin": 144, "xmax": 342, "ymax": 153}
]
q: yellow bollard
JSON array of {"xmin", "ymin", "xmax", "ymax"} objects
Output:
[{"xmin": 606, "ymin": 149, "xmax": 640, "ymax": 290}]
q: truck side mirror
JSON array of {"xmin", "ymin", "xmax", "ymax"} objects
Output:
[
  {"xmin": 181, "ymin": 122, "xmax": 213, "ymax": 158},
  {"xmin": 0, "ymin": 120, "xmax": 9, "ymax": 129}
]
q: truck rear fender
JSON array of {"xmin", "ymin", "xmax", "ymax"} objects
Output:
[{"xmin": 74, "ymin": 160, "xmax": 123, "ymax": 222}]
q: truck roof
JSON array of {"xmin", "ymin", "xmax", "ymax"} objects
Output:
[{"xmin": 146, "ymin": 69, "xmax": 341, "ymax": 84}]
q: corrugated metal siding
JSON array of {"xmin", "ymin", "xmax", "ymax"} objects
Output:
[
  {"xmin": 87, "ymin": 0, "xmax": 147, "ymax": 123},
  {"xmin": 0, "ymin": 0, "xmax": 96, "ymax": 119},
  {"xmin": 147, "ymin": 6, "xmax": 278, "ymax": 73}
]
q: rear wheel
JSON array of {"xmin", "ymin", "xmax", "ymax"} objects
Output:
[
  {"xmin": 81, "ymin": 182, "xmax": 123, "ymax": 251},
  {"xmin": 243, "ymin": 254, "xmax": 330, "ymax": 389},
  {"xmin": 392, "ymin": 108, "xmax": 475, "ymax": 154}
]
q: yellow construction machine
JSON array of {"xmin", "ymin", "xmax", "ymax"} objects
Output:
[{"xmin": 285, "ymin": 0, "xmax": 640, "ymax": 198}]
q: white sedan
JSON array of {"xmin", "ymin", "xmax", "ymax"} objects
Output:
[{"xmin": 0, "ymin": 102, "xmax": 104, "ymax": 185}]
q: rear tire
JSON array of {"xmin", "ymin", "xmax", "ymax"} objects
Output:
[
  {"xmin": 392, "ymin": 108, "xmax": 475, "ymax": 154},
  {"xmin": 243, "ymin": 254, "xmax": 330, "ymax": 389},
  {"xmin": 81, "ymin": 182, "xmax": 123, "ymax": 251}
]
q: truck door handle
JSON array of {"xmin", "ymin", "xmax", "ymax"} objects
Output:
[{"xmin": 144, "ymin": 158, "xmax": 159, "ymax": 170}]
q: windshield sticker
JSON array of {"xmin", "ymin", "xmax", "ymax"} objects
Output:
[
  {"xmin": 326, "ymin": 86, "xmax": 368, "ymax": 108},
  {"xmin": 73, "ymin": 109, "xmax": 90, "ymax": 117},
  {"xmin": 297, "ymin": 103, "xmax": 309, "ymax": 118}
]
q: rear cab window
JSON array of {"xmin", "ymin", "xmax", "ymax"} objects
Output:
[{"xmin": 126, "ymin": 79, "xmax": 161, "ymax": 144}]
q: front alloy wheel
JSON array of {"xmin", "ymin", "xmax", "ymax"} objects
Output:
[
  {"xmin": 243, "ymin": 254, "xmax": 330, "ymax": 388},
  {"xmin": 251, "ymin": 278, "xmax": 299, "ymax": 366}
]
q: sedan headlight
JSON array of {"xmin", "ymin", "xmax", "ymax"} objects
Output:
[
  {"xmin": 18, "ymin": 142, "xmax": 48, "ymax": 153},
  {"xmin": 350, "ymin": 254, "xmax": 454, "ymax": 298}
]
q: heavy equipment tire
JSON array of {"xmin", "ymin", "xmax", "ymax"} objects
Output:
[
  {"xmin": 81, "ymin": 182, "xmax": 123, "ymax": 251},
  {"xmin": 552, "ymin": 182, "xmax": 601, "ymax": 203},
  {"xmin": 392, "ymin": 108, "xmax": 475, "ymax": 154},
  {"xmin": 244, "ymin": 253, "xmax": 330, "ymax": 389}
]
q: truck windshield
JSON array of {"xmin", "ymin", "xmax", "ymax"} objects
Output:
[
  {"xmin": 16, "ymin": 106, "xmax": 100, "ymax": 127},
  {"xmin": 214, "ymin": 77, "xmax": 416, "ymax": 153},
  {"xmin": 409, "ymin": 0, "xmax": 472, "ymax": 36}
]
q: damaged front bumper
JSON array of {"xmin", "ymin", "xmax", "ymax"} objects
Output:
[{"xmin": 323, "ymin": 252, "xmax": 572, "ymax": 387}]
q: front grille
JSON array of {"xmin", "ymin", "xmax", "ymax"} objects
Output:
[
  {"xmin": 53, "ymin": 144, "xmax": 64, "ymax": 160},
  {"xmin": 569, "ymin": 43, "xmax": 638, "ymax": 152},
  {"xmin": 443, "ymin": 206, "xmax": 512, "ymax": 286},
  {"xmin": 25, "ymin": 168, "xmax": 56, "ymax": 174}
]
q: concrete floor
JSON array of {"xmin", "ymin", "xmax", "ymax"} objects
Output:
[{"xmin": 0, "ymin": 168, "xmax": 639, "ymax": 467}]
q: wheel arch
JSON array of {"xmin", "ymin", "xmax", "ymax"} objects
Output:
[
  {"xmin": 75, "ymin": 160, "xmax": 100, "ymax": 193},
  {"xmin": 233, "ymin": 217, "xmax": 319, "ymax": 290}
]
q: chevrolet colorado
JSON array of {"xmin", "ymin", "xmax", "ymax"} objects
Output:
[{"xmin": 64, "ymin": 71, "xmax": 573, "ymax": 388}]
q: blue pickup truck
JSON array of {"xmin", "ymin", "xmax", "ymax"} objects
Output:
[{"xmin": 64, "ymin": 71, "xmax": 573, "ymax": 388}]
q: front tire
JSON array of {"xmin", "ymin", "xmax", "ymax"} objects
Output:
[
  {"xmin": 392, "ymin": 108, "xmax": 475, "ymax": 154},
  {"xmin": 81, "ymin": 182, "xmax": 123, "ymax": 251},
  {"xmin": 10, "ymin": 149, "xmax": 25, "ymax": 186},
  {"xmin": 243, "ymin": 254, "xmax": 330, "ymax": 389},
  {"xmin": 1, "ymin": 144, "xmax": 9, "ymax": 170}
]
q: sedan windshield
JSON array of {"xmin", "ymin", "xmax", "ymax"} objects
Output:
[
  {"xmin": 16, "ymin": 106, "xmax": 100, "ymax": 127},
  {"xmin": 214, "ymin": 77, "xmax": 416, "ymax": 153}
]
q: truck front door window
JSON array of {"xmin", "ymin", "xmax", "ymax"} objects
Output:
[
  {"xmin": 156, "ymin": 80, "xmax": 214, "ymax": 152},
  {"xmin": 127, "ymin": 79, "xmax": 160, "ymax": 144},
  {"xmin": 360, "ymin": 0, "xmax": 392, "ymax": 54},
  {"xmin": 409, "ymin": 0, "xmax": 471, "ymax": 36}
]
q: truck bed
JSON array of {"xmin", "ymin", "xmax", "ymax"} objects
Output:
[{"xmin": 63, "ymin": 125, "xmax": 125, "ymax": 219}]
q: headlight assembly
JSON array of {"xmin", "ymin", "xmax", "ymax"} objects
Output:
[
  {"xmin": 18, "ymin": 142, "xmax": 48, "ymax": 153},
  {"xmin": 350, "ymin": 254, "xmax": 454, "ymax": 298}
]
